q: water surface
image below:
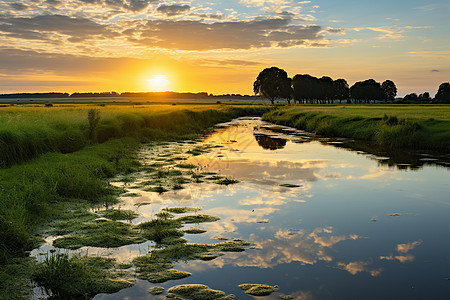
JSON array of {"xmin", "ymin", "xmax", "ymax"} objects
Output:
[{"xmin": 35, "ymin": 118, "xmax": 450, "ymax": 299}]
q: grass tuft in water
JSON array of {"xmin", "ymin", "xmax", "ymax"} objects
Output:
[
  {"xmin": 163, "ymin": 207, "xmax": 199, "ymax": 214},
  {"xmin": 167, "ymin": 284, "xmax": 235, "ymax": 300},
  {"xmin": 148, "ymin": 286, "xmax": 165, "ymax": 295},
  {"xmin": 33, "ymin": 253, "xmax": 134, "ymax": 298},
  {"xmin": 184, "ymin": 228, "xmax": 207, "ymax": 234},
  {"xmin": 177, "ymin": 214, "xmax": 220, "ymax": 223},
  {"xmin": 238, "ymin": 283, "xmax": 279, "ymax": 296},
  {"xmin": 99, "ymin": 209, "xmax": 138, "ymax": 221},
  {"xmin": 279, "ymin": 183, "xmax": 302, "ymax": 188},
  {"xmin": 216, "ymin": 177, "xmax": 239, "ymax": 185}
]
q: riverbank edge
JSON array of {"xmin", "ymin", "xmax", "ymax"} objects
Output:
[
  {"xmin": 0, "ymin": 106, "xmax": 272, "ymax": 299},
  {"xmin": 262, "ymin": 108, "xmax": 450, "ymax": 152}
]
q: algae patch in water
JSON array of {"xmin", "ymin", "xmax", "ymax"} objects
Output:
[
  {"xmin": 148, "ymin": 286, "xmax": 165, "ymax": 295},
  {"xmin": 177, "ymin": 214, "xmax": 220, "ymax": 223},
  {"xmin": 98, "ymin": 209, "xmax": 138, "ymax": 221},
  {"xmin": 51, "ymin": 218, "xmax": 145, "ymax": 249},
  {"xmin": 141, "ymin": 269, "xmax": 191, "ymax": 283},
  {"xmin": 216, "ymin": 177, "xmax": 239, "ymax": 185},
  {"xmin": 279, "ymin": 183, "xmax": 302, "ymax": 188},
  {"xmin": 184, "ymin": 228, "xmax": 207, "ymax": 234},
  {"xmin": 238, "ymin": 283, "xmax": 279, "ymax": 296},
  {"xmin": 167, "ymin": 284, "xmax": 235, "ymax": 300},
  {"xmin": 163, "ymin": 207, "xmax": 200, "ymax": 214}
]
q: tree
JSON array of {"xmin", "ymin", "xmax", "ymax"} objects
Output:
[
  {"xmin": 435, "ymin": 82, "xmax": 450, "ymax": 103},
  {"xmin": 350, "ymin": 79, "xmax": 384, "ymax": 103},
  {"xmin": 381, "ymin": 80, "xmax": 397, "ymax": 102},
  {"xmin": 403, "ymin": 93, "xmax": 418, "ymax": 101},
  {"xmin": 333, "ymin": 79, "xmax": 349, "ymax": 103},
  {"xmin": 254, "ymin": 67, "xmax": 290, "ymax": 104},
  {"xmin": 279, "ymin": 77, "xmax": 293, "ymax": 104}
]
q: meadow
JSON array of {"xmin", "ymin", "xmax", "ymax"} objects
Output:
[
  {"xmin": 0, "ymin": 103, "xmax": 270, "ymax": 298},
  {"xmin": 263, "ymin": 105, "xmax": 450, "ymax": 151},
  {"xmin": 1, "ymin": 102, "xmax": 449, "ymax": 298}
]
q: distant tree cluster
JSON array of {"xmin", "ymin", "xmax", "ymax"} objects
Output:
[
  {"xmin": 254, "ymin": 66, "xmax": 448, "ymax": 104},
  {"xmin": 434, "ymin": 82, "xmax": 450, "ymax": 103}
]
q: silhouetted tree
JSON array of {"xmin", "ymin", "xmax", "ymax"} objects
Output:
[
  {"xmin": 319, "ymin": 76, "xmax": 334, "ymax": 103},
  {"xmin": 279, "ymin": 77, "xmax": 293, "ymax": 104},
  {"xmin": 381, "ymin": 80, "xmax": 397, "ymax": 102},
  {"xmin": 403, "ymin": 93, "xmax": 418, "ymax": 101},
  {"xmin": 435, "ymin": 82, "xmax": 450, "ymax": 103},
  {"xmin": 333, "ymin": 79, "xmax": 350, "ymax": 103},
  {"xmin": 254, "ymin": 67, "xmax": 290, "ymax": 104},
  {"xmin": 350, "ymin": 79, "xmax": 384, "ymax": 103},
  {"xmin": 293, "ymin": 74, "xmax": 321, "ymax": 104}
]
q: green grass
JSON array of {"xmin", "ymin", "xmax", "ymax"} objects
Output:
[
  {"xmin": 32, "ymin": 253, "xmax": 134, "ymax": 298},
  {"xmin": 263, "ymin": 105, "xmax": 450, "ymax": 151},
  {"xmin": 0, "ymin": 104, "xmax": 272, "ymax": 298},
  {"xmin": 168, "ymin": 284, "xmax": 234, "ymax": 300}
]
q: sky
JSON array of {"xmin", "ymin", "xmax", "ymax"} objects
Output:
[{"xmin": 0, "ymin": 0, "xmax": 449, "ymax": 96}]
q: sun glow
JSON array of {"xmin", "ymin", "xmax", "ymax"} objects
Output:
[{"xmin": 147, "ymin": 75, "xmax": 170, "ymax": 92}]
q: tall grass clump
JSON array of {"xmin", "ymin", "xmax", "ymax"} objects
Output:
[
  {"xmin": 33, "ymin": 252, "xmax": 132, "ymax": 298},
  {"xmin": 88, "ymin": 108, "xmax": 101, "ymax": 142}
]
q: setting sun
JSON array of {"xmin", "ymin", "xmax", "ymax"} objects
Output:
[{"xmin": 147, "ymin": 75, "xmax": 170, "ymax": 92}]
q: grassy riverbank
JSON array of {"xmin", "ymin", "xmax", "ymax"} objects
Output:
[
  {"xmin": 0, "ymin": 103, "xmax": 270, "ymax": 298},
  {"xmin": 262, "ymin": 105, "xmax": 450, "ymax": 151}
]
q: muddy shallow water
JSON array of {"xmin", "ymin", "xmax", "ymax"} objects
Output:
[{"xmin": 32, "ymin": 117, "xmax": 450, "ymax": 299}]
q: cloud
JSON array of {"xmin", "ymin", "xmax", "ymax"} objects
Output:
[
  {"xmin": 128, "ymin": 14, "xmax": 326, "ymax": 50},
  {"xmin": 8, "ymin": 2, "xmax": 28, "ymax": 11},
  {"xmin": 157, "ymin": 4, "xmax": 191, "ymax": 17},
  {"xmin": 431, "ymin": 69, "xmax": 440, "ymax": 72},
  {"xmin": 0, "ymin": 14, "xmax": 116, "ymax": 43},
  {"xmin": 77, "ymin": 0, "xmax": 156, "ymax": 12}
]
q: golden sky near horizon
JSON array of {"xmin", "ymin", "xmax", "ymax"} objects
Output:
[{"xmin": 0, "ymin": 0, "xmax": 449, "ymax": 96}]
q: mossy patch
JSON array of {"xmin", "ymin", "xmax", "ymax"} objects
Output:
[
  {"xmin": 51, "ymin": 218, "xmax": 145, "ymax": 249},
  {"xmin": 176, "ymin": 163, "xmax": 197, "ymax": 169},
  {"xmin": 238, "ymin": 284, "xmax": 279, "ymax": 296},
  {"xmin": 145, "ymin": 185, "xmax": 169, "ymax": 193},
  {"xmin": 148, "ymin": 286, "xmax": 165, "ymax": 295},
  {"xmin": 167, "ymin": 284, "xmax": 235, "ymax": 300},
  {"xmin": 120, "ymin": 192, "xmax": 141, "ymax": 197},
  {"xmin": 141, "ymin": 269, "xmax": 191, "ymax": 283},
  {"xmin": 184, "ymin": 228, "xmax": 207, "ymax": 234},
  {"xmin": 164, "ymin": 207, "xmax": 200, "ymax": 214},
  {"xmin": 99, "ymin": 209, "xmax": 138, "ymax": 221},
  {"xmin": 216, "ymin": 177, "xmax": 239, "ymax": 185},
  {"xmin": 177, "ymin": 214, "xmax": 220, "ymax": 223},
  {"xmin": 279, "ymin": 183, "xmax": 302, "ymax": 188}
]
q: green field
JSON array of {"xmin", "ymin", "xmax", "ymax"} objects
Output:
[
  {"xmin": 262, "ymin": 105, "xmax": 450, "ymax": 151},
  {"xmin": 1, "ymin": 102, "xmax": 449, "ymax": 298},
  {"xmin": 0, "ymin": 103, "xmax": 271, "ymax": 298}
]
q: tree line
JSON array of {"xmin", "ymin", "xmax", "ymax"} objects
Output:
[{"xmin": 254, "ymin": 67, "xmax": 450, "ymax": 104}]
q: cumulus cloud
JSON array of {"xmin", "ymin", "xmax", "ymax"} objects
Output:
[
  {"xmin": 8, "ymin": 2, "xmax": 28, "ymax": 11},
  {"xmin": 0, "ymin": 14, "xmax": 116, "ymax": 42},
  {"xmin": 128, "ymin": 14, "xmax": 326, "ymax": 50},
  {"xmin": 76, "ymin": 0, "xmax": 156, "ymax": 12},
  {"xmin": 157, "ymin": 4, "xmax": 190, "ymax": 16}
]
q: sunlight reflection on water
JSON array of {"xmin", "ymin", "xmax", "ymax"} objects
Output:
[{"xmin": 33, "ymin": 118, "xmax": 450, "ymax": 299}]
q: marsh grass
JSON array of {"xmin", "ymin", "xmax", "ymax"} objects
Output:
[
  {"xmin": 263, "ymin": 105, "xmax": 450, "ymax": 151},
  {"xmin": 0, "ymin": 104, "xmax": 271, "ymax": 298},
  {"xmin": 167, "ymin": 284, "xmax": 234, "ymax": 300},
  {"xmin": 238, "ymin": 283, "xmax": 279, "ymax": 296},
  {"xmin": 33, "ymin": 252, "xmax": 134, "ymax": 298}
]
